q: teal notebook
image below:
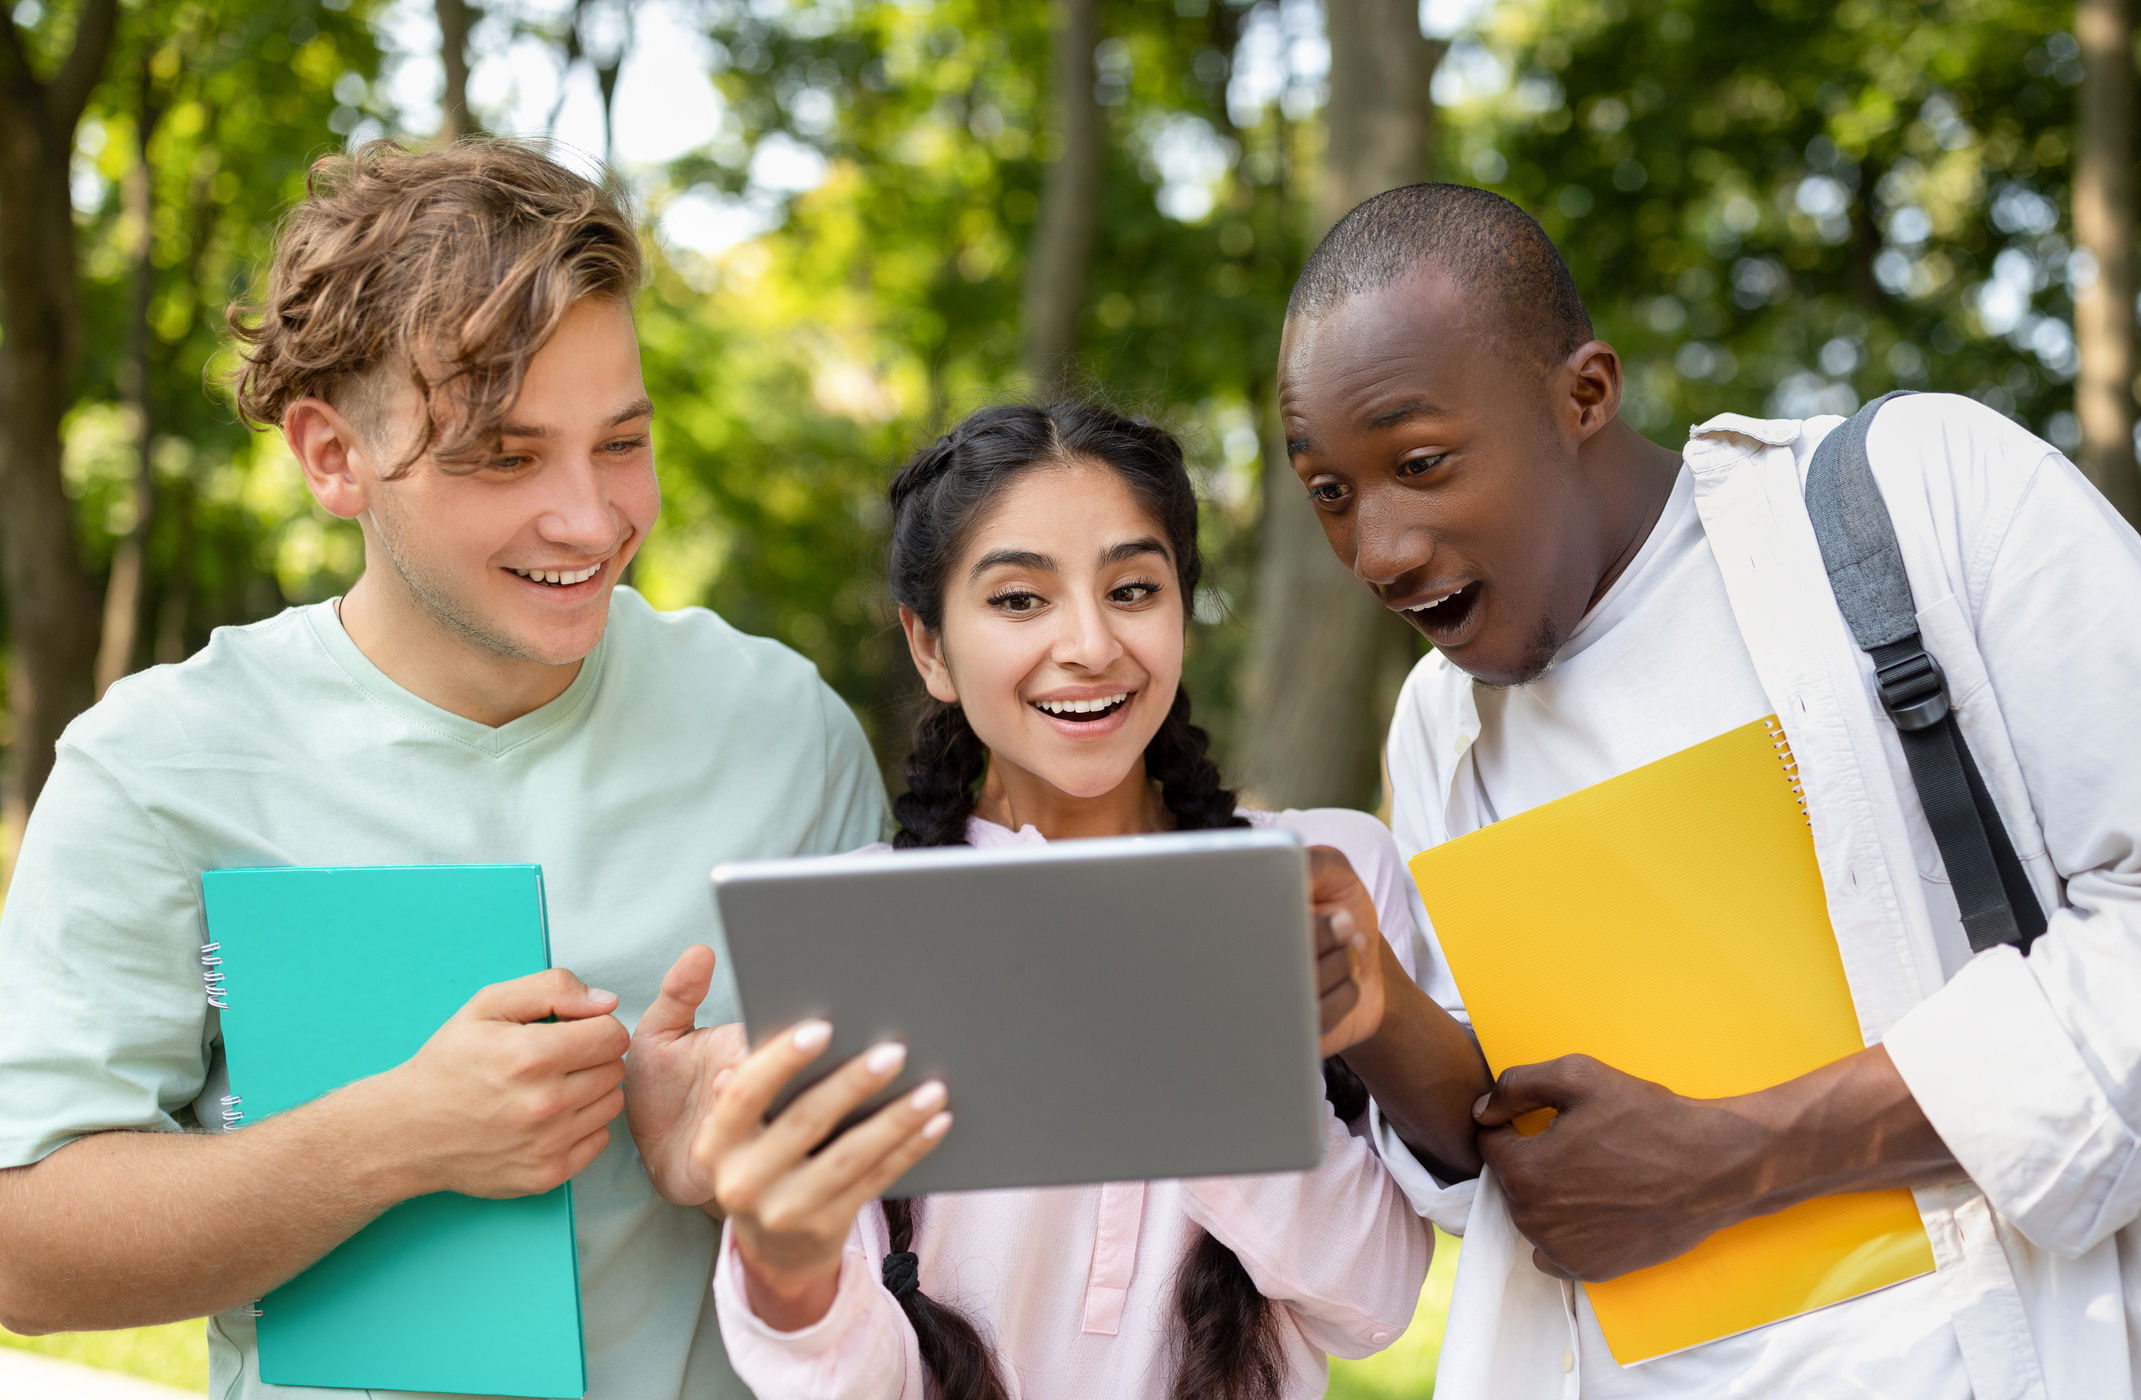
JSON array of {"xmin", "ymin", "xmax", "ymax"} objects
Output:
[{"xmin": 201, "ymin": 864, "xmax": 588, "ymax": 1399}]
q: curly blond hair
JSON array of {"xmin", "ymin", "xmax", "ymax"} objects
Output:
[{"xmin": 228, "ymin": 137, "xmax": 643, "ymax": 473}]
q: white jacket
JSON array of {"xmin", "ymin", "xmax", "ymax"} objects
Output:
[{"xmin": 1375, "ymin": 394, "xmax": 2141, "ymax": 1399}]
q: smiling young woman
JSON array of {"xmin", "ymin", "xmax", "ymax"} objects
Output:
[{"xmin": 683, "ymin": 403, "xmax": 1491, "ymax": 1400}]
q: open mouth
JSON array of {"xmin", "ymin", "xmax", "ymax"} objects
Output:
[
  {"xmin": 507, "ymin": 561, "xmax": 604, "ymax": 588},
  {"xmin": 1399, "ymin": 580, "xmax": 1483, "ymax": 643},
  {"xmin": 1031, "ymin": 692, "xmax": 1131, "ymax": 723}
]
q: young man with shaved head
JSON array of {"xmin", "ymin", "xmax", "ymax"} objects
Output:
[
  {"xmin": 1287, "ymin": 184, "xmax": 2141, "ymax": 1398},
  {"xmin": 0, "ymin": 141, "xmax": 884, "ymax": 1400}
]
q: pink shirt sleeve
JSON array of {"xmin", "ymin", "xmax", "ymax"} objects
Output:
[
  {"xmin": 1180, "ymin": 1105, "xmax": 1433, "ymax": 1359},
  {"xmin": 712, "ymin": 1214, "xmax": 925, "ymax": 1400}
]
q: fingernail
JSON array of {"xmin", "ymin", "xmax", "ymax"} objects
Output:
[
  {"xmin": 864, "ymin": 1041, "xmax": 907, "ymax": 1076},
  {"xmin": 1473, "ymin": 1094, "xmax": 1491, "ymax": 1120},
  {"xmin": 1332, "ymin": 910, "xmax": 1355, "ymax": 934},
  {"xmin": 922, "ymin": 1111, "xmax": 952, "ymax": 1140},
  {"xmin": 711, "ymin": 1068, "xmax": 735, "ymax": 1096},
  {"xmin": 589, "ymin": 988, "xmax": 618, "ymax": 1004},
  {"xmin": 791, "ymin": 1020, "xmax": 832, "ymax": 1053},
  {"xmin": 908, "ymin": 1080, "xmax": 946, "ymax": 1113}
]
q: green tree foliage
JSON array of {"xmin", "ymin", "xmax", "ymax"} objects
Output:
[
  {"xmin": 1440, "ymin": 0, "xmax": 2090, "ymax": 446},
  {"xmin": 58, "ymin": 0, "xmax": 384, "ymax": 664},
  {"xmin": 1, "ymin": 0, "xmax": 2121, "ymax": 823},
  {"xmin": 632, "ymin": 0, "xmax": 1324, "ymax": 766}
]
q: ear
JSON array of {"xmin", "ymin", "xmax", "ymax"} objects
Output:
[
  {"xmin": 899, "ymin": 606, "xmax": 961, "ymax": 705},
  {"xmin": 1559, "ymin": 341, "xmax": 1625, "ymax": 446},
  {"xmin": 285, "ymin": 397, "xmax": 378, "ymax": 521}
]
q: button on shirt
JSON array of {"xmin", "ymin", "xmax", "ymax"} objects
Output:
[{"xmin": 1375, "ymin": 395, "xmax": 2141, "ymax": 1400}]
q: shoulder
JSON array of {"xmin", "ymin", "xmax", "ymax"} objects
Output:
[
  {"xmin": 1855, "ymin": 392, "xmax": 2060, "ymax": 522},
  {"xmin": 1689, "ymin": 393, "xmax": 2056, "ymax": 502},
  {"xmin": 602, "ymin": 589, "xmax": 857, "ymax": 734},
  {"xmin": 1261, "ymin": 806, "xmax": 1402, "ymax": 877},
  {"xmin": 604, "ymin": 587, "xmax": 828, "ymax": 696},
  {"xmin": 62, "ymin": 605, "xmax": 326, "ymax": 769}
]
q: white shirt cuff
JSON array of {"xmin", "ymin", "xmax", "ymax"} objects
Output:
[
  {"xmin": 1883, "ymin": 939, "xmax": 2141, "ymax": 1255},
  {"xmin": 1367, "ymin": 1096, "xmax": 1478, "ymax": 1235}
]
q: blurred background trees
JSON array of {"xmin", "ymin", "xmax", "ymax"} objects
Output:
[{"xmin": 4, "ymin": 0, "xmax": 2139, "ymax": 874}]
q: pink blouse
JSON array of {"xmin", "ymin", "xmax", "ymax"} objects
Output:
[{"xmin": 712, "ymin": 807, "xmax": 1435, "ymax": 1399}]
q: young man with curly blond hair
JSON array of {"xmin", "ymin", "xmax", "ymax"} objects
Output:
[{"xmin": 0, "ymin": 139, "xmax": 884, "ymax": 1400}]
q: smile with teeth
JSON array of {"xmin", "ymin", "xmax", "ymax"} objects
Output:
[
  {"xmin": 1033, "ymin": 692, "xmax": 1130, "ymax": 722},
  {"xmin": 1398, "ymin": 579, "xmax": 1481, "ymax": 635},
  {"xmin": 1404, "ymin": 586, "xmax": 1466, "ymax": 614},
  {"xmin": 509, "ymin": 562, "xmax": 603, "ymax": 587}
]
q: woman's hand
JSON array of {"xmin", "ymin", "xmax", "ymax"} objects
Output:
[
  {"xmin": 693, "ymin": 1020, "xmax": 952, "ymax": 1331},
  {"xmin": 1308, "ymin": 846, "xmax": 1390, "ymax": 1057}
]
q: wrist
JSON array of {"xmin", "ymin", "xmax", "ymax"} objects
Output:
[
  {"xmin": 736, "ymin": 1242, "xmax": 842, "ymax": 1332},
  {"xmin": 325, "ymin": 1071, "xmax": 448, "ymax": 1202}
]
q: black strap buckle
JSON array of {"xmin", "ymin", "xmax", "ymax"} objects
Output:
[{"xmin": 1875, "ymin": 648, "xmax": 1949, "ymax": 731}]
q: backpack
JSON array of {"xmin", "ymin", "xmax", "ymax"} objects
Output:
[{"xmin": 1803, "ymin": 391, "xmax": 2046, "ymax": 954}]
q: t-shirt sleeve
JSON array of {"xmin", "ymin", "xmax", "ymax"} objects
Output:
[
  {"xmin": 808, "ymin": 681, "xmax": 890, "ymax": 855},
  {"xmin": 0, "ymin": 742, "xmax": 214, "ymax": 1167}
]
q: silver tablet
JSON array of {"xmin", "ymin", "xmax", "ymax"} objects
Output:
[{"xmin": 710, "ymin": 827, "xmax": 1325, "ymax": 1195}]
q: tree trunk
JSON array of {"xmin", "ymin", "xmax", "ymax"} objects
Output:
[
  {"xmin": 1236, "ymin": 0, "xmax": 1444, "ymax": 811},
  {"xmin": 1022, "ymin": 0, "xmax": 1102, "ymax": 398},
  {"xmin": 2075, "ymin": 0, "xmax": 2141, "ymax": 526},
  {"xmin": 97, "ymin": 53, "xmax": 162, "ymax": 699},
  {"xmin": 0, "ymin": 1, "xmax": 121, "ymax": 814},
  {"xmin": 437, "ymin": 0, "xmax": 478, "ymax": 142}
]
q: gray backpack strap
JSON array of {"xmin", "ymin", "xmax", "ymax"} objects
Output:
[{"xmin": 1805, "ymin": 392, "xmax": 2046, "ymax": 955}]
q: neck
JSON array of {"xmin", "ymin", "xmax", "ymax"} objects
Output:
[
  {"xmin": 336, "ymin": 567, "xmax": 584, "ymax": 729},
  {"xmin": 972, "ymin": 756, "xmax": 1168, "ymax": 841},
  {"xmin": 1579, "ymin": 416, "xmax": 1685, "ymax": 612}
]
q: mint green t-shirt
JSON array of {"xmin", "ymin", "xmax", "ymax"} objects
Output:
[{"xmin": 0, "ymin": 587, "xmax": 887, "ymax": 1400}]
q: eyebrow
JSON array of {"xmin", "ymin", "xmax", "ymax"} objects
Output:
[
  {"xmin": 971, "ymin": 548, "xmax": 1052, "ymax": 577},
  {"xmin": 968, "ymin": 537, "xmax": 1171, "ymax": 580},
  {"xmin": 1363, "ymin": 398, "xmax": 1449, "ymax": 430},
  {"xmin": 1101, "ymin": 537, "xmax": 1170, "ymax": 567},
  {"xmin": 1287, "ymin": 396, "xmax": 1452, "ymax": 458},
  {"xmin": 498, "ymin": 397, "xmax": 655, "ymax": 440}
]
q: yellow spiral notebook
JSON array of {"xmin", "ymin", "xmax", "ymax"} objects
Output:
[{"xmin": 1408, "ymin": 716, "xmax": 1934, "ymax": 1364}]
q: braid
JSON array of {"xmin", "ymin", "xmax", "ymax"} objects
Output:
[
  {"xmin": 893, "ymin": 701, "xmax": 988, "ymax": 849},
  {"xmin": 880, "ymin": 1199, "xmax": 1012, "ymax": 1400},
  {"xmin": 1144, "ymin": 688, "xmax": 1250, "ymax": 834},
  {"xmin": 1143, "ymin": 687, "xmax": 1377, "ymax": 1399}
]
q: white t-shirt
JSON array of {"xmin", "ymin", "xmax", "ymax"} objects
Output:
[
  {"xmin": 1431, "ymin": 466, "xmax": 1973, "ymax": 1397},
  {"xmin": 0, "ymin": 587, "xmax": 887, "ymax": 1400}
]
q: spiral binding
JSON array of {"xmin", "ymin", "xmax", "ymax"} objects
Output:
[
  {"xmin": 1765, "ymin": 717, "xmax": 1811, "ymax": 826},
  {"xmin": 199, "ymin": 941, "xmax": 227, "ymax": 1010},
  {"xmin": 220, "ymin": 1094, "xmax": 244, "ymax": 1129}
]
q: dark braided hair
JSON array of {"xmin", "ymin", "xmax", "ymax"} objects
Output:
[
  {"xmin": 880, "ymin": 1197, "xmax": 1011, "ymax": 1400},
  {"xmin": 882, "ymin": 402, "xmax": 1373, "ymax": 1400}
]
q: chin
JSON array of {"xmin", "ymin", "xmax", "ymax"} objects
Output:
[
  {"xmin": 1027, "ymin": 756, "xmax": 1144, "ymax": 802},
  {"xmin": 486, "ymin": 615, "xmax": 611, "ymax": 668}
]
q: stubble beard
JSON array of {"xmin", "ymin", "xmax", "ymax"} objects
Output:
[
  {"xmin": 1477, "ymin": 612, "xmax": 1567, "ymax": 691},
  {"xmin": 365, "ymin": 504, "xmax": 576, "ymax": 667}
]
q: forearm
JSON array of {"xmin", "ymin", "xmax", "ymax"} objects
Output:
[
  {"xmin": 1343, "ymin": 939, "xmax": 1491, "ymax": 1179},
  {"xmin": 0, "ymin": 1076, "xmax": 419, "ymax": 1332},
  {"xmin": 1717, "ymin": 1044, "xmax": 1963, "ymax": 1221}
]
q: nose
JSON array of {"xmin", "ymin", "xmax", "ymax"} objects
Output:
[
  {"xmin": 1051, "ymin": 590, "xmax": 1121, "ymax": 672},
  {"xmin": 1351, "ymin": 490, "xmax": 1431, "ymax": 591},
  {"xmin": 535, "ymin": 455, "xmax": 624, "ymax": 554}
]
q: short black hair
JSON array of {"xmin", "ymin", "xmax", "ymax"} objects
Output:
[{"xmin": 1287, "ymin": 183, "xmax": 1593, "ymax": 369}]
